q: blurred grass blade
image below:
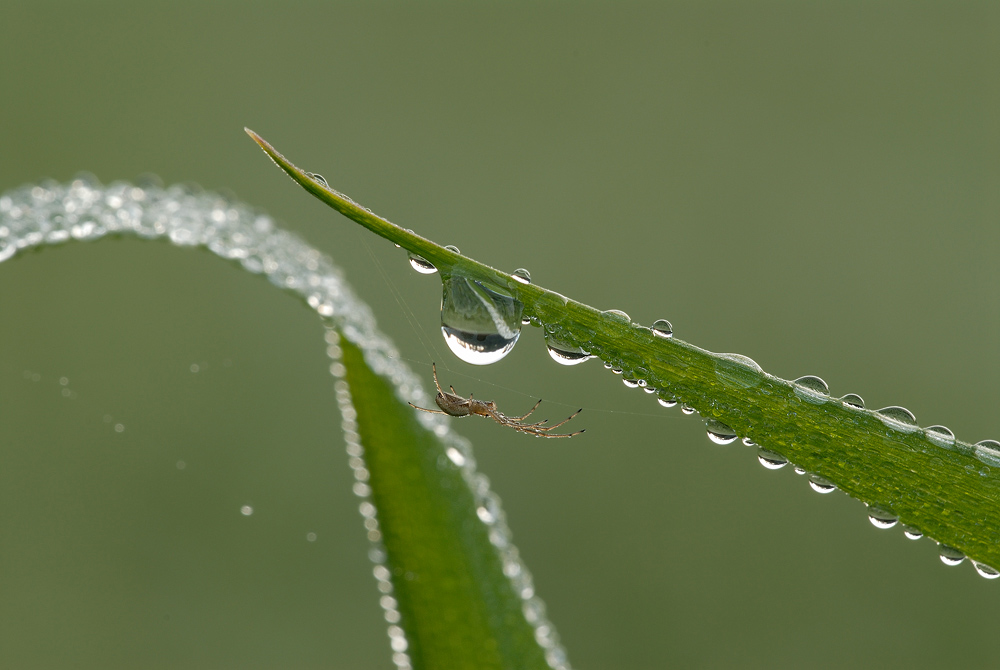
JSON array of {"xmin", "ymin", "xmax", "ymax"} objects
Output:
[
  {"xmin": 249, "ymin": 128, "xmax": 1000, "ymax": 574},
  {"xmin": 339, "ymin": 337, "xmax": 550, "ymax": 670}
]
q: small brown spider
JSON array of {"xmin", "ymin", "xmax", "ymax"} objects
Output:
[{"xmin": 409, "ymin": 363, "xmax": 585, "ymax": 438}]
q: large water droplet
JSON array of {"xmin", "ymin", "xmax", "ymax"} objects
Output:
[
  {"xmin": 650, "ymin": 319, "xmax": 673, "ymax": 338},
  {"xmin": 681, "ymin": 404, "xmax": 696, "ymax": 415},
  {"xmin": 925, "ymin": 425, "xmax": 956, "ymax": 449},
  {"xmin": 974, "ymin": 440, "xmax": 1000, "ymax": 467},
  {"xmin": 511, "ymin": 268, "xmax": 531, "ymax": 284},
  {"xmin": 808, "ymin": 475, "xmax": 837, "ymax": 494},
  {"xmin": 602, "ymin": 309, "xmax": 631, "ymax": 324},
  {"xmin": 840, "ymin": 393, "xmax": 865, "ymax": 409},
  {"xmin": 622, "ymin": 378, "xmax": 640, "ymax": 388},
  {"xmin": 716, "ymin": 353, "xmax": 763, "ymax": 388},
  {"xmin": 444, "ymin": 244, "xmax": 461, "ymax": 254},
  {"xmin": 938, "ymin": 545, "xmax": 965, "ymax": 566},
  {"xmin": 757, "ymin": 448, "xmax": 788, "ymax": 470},
  {"xmin": 705, "ymin": 419, "xmax": 738, "ymax": 445},
  {"xmin": 867, "ymin": 507, "xmax": 898, "ymax": 529},
  {"xmin": 901, "ymin": 526, "xmax": 923, "ymax": 540},
  {"xmin": 544, "ymin": 330, "xmax": 592, "ymax": 365},
  {"xmin": 441, "ymin": 275, "xmax": 523, "ymax": 365},
  {"xmin": 973, "ymin": 561, "xmax": 1000, "ymax": 579},
  {"xmin": 408, "ymin": 252, "xmax": 437, "ymax": 274},
  {"xmin": 657, "ymin": 396, "xmax": 677, "ymax": 408},
  {"xmin": 876, "ymin": 406, "xmax": 918, "ymax": 432},
  {"xmin": 793, "ymin": 375, "xmax": 829, "ymax": 403},
  {"xmin": 306, "ymin": 172, "xmax": 329, "ymax": 188}
]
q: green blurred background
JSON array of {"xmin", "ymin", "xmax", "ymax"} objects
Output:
[{"xmin": 1, "ymin": 2, "xmax": 998, "ymax": 668}]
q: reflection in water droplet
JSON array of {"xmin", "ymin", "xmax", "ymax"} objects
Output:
[
  {"xmin": 973, "ymin": 561, "xmax": 1000, "ymax": 579},
  {"xmin": 444, "ymin": 244, "xmax": 461, "ymax": 254},
  {"xmin": 757, "ymin": 448, "xmax": 788, "ymax": 470},
  {"xmin": 511, "ymin": 268, "xmax": 531, "ymax": 284},
  {"xmin": 622, "ymin": 378, "xmax": 640, "ymax": 388},
  {"xmin": 408, "ymin": 252, "xmax": 437, "ymax": 274},
  {"xmin": 841, "ymin": 393, "xmax": 865, "ymax": 409},
  {"xmin": 938, "ymin": 545, "xmax": 965, "ymax": 566},
  {"xmin": 794, "ymin": 375, "xmax": 830, "ymax": 403},
  {"xmin": 441, "ymin": 275, "xmax": 523, "ymax": 365},
  {"xmin": 876, "ymin": 406, "xmax": 918, "ymax": 432},
  {"xmin": 925, "ymin": 425, "xmax": 956, "ymax": 449},
  {"xmin": 657, "ymin": 396, "xmax": 677, "ymax": 408},
  {"xmin": 974, "ymin": 440, "xmax": 1000, "ymax": 467},
  {"xmin": 681, "ymin": 404, "xmax": 696, "ymax": 415},
  {"xmin": 544, "ymin": 330, "xmax": 592, "ymax": 365},
  {"xmin": 602, "ymin": 309, "xmax": 631, "ymax": 324},
  {"xmin": 650, "ymin": 319, "xmax": 673, "ymax": 338},
  {"xmin": 901, "ymin": 526, "xmax": 923, "ymax": 540},
  {"xmin": 808, "ymin": 475, "xmax": 837, "ymax": 494},
  {"xmin": 705, "ymin": 419, "xmax": 738, "ymax": 445},
  {"xmin": 742, "ymin": 437, "xmax": 756, "ymax": 446},
  {"xmin": 868, "ymin": 508, "xmax": 898, "ymax": 529}
]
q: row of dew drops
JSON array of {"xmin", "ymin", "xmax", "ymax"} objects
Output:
[{"xmin": 401, "ymin": 244, "xmax": 1000, "ymax": 581}]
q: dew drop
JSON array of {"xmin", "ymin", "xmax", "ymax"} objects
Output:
[
  {"xmin": 841, "ymin": 393, "xmax": 866, "ymax": 409},
  {"xmin": 444, "ymin": 244, "xmax": 461, "ymax": 254},
  {"xmin": 974, "ymin": 440, "xmax": 1000, "ymax": 468},
  {"xmin": 240, "ymin": 505, "xmax": 254, "ymax": 516},
  {"xmin": 867, "ymin": 507, "xmax": 898, "ymax": 529},
  {"xmin": 742, "ymin": 437, "xmax": 756, "ymax": 446},
  {"xmin": 611, "ymin": 367, "xmax": 623, "ymax": 375},
  {"xmin": 511, "ymin": 268, "xmax": 531, "ymax": 284},
  {"xmin": 794, "ymin": 467, "xmax": 806, "ymax": 475},
  {"xmin": 408, "ymin": 252, "xmax": 437, "ymax": 274},
  {"xmin": 441, "ymin": 274, "xmax": 523, "ymax": 365},
  {"xmin": 602, "ymin": 309, "xmax": 631, "ymax": 324},
  {"xmin": 705, "ymin": 419, "xmax": 738, "ymax": 445},
  {"xmin": 973, "ymin": 561, "xmax": 1000, "ymax": 579},
  {"xmin": 901, "ymin": 526, "xmax": 923, "ymax": 540},
  {"xmin": 808, "ymin": 475, "xmax": 837, "ymax": 494},
  {"xmin": 938, "ymin": 545, "xmax": 965, "ymax": 566},
  {"xmin": 876, "ymin": 406, "xmax": 918, "ymax": 432},
  {"xmin": 544, "ymin": 330, "xmax": 592, "ymax": 365},
  {"xmin": 757, "ymin": 448, "xmax": 788, "ymax": 470},
  {"xmin": 716, "ymin": 353, "xmax": 763, "ymax": 388},
  {"xmin": 650, "ymin": 319, "xmax": 673, "ymax": 338},
  {"xmin": 603, "ymin": 362, "xmax": 613, "ymax": 369},
  {"xmin": 925, "ymin": 425, "xmax": 956, "ymax": 449},
  {"xmin": 657, "ymin": 396, "xmax": 677, "ymax": 408},
  {"xmin": 306, "ymin": 172, "xmax": 329, "ymax": 188},
  {"xmin": 680, "ymin": 404, "xmax": 696, "ymax": 415},
  {"xmin": 643, "ymin": 386, "xmax": 657, "ymax": 394},
  {"xmin": 793, "ymin": 375, "xmax": 830, "ymax": 403},
  {"xmin": 622, "ymin": 378, "xmax": 640, "ymax": 389}
]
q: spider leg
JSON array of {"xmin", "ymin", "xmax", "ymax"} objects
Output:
[
  {"xmin": 510, "ymin": 399, "xmax": 543, "ymax": 421},
  {"xmin": 516, "ymin": 423, "xmax": 585, "ymax": 438},
  {"xmin": 430, "ymin": 363, "xmax": 445, "ymax": 395},
  {"xmin": 408, "ymin": 402, "xmax": 450, "ymax": 416},
  {"xmin": 533, "ymin": 408, "xmax": 583, "ymax": 432}
]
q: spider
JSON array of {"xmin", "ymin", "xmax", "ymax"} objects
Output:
[{"xmin": 409, "ymin": 363, "xmax": 585, "ymax": 438}]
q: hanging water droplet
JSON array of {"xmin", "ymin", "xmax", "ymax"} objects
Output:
[
  {"xmin": 444, "ymin": 244, "xmax": 461, "ymax": 254},
  {"xmin": 611, "ymin": 367, "xmax": 623, "ymax": 375},
  {"xmin": 876, "ymin": 406, "xmax": 918, "ymax": 432},
  {"xmin": 622, "ymin": 378, "xmax": 640, "ymax": 388},
  {"xmin": 974, "ymin": 440, "xmax": 1000, "ymax": 468},
  {"xmin": 643, "ymin": 386, "xmax": 657, "ymax": 394},
  {"xmin": 408, "ymin": 252, "xmax": 437, "ymax": 274},
  {"xmin": 808, "ymin": 475, "xmax": 837, "ymax": 494},
  {"xmin": 544, "ymin": 330, "xmax": 593, "ymax": 365},
  {"xmin": 973, "ymin": 561, "xmax": 1000, "ymax": 579},
  {"xmin": 705, "ymin": 419, "xmax": 738, "ymax": 445},
  {"xmin": 716, "ymin": 353, "xmax": 763, "ymax": 389},
  {"xmin": 742, "ymin": 437, "xmax": 756, "ymax": 446},
  {"xmin": 511, "ymin": 268, "xmax": 531, "ymax": 284},
  {"xmin": 794, "ymin": 375, "xmax": 830, "ymax": 403},
  {"xmin": 867, "ymin": 507, "xmax": 898, "ymax": 529},
  {"xmin": 603, "ymin": 362, "xmax": 613, "ymax": 369},
  {"xmin": 794, "ymin": 467, "xmax": 806, "ymax": 475},
  {"xmin": 657, "ymin": 396, "xmax": 677, "ymax": 408},
  {"xmin": 938, "ymin": 545, "xmax": 965, "ymax": 566},
  {"xmin": 901, "ymin": 526, "xmax": 923, "ymax": 540},
  {"xmin": 840, "ymin": 393, "xmax": 865, "ymax": 409},
  {"xmin": 925, "ymin": 425, "xmax": 956, "ymax": 449},
  {"xmin": 306, "ymin": 172, "xmax": 329, "ymax": 188},
  {"xmin": 602, "ymin": 309, "xmax": 631, "ymax": 324},
  {"xmin": 650, "ymin": 319, "xmax": 673, "ymax": 338},
  {"xmin": 757, "ymin": 448, "xmax": 788, "ymax": 470},
  {"xmin": 441, "ymin": 274, "xmax": 523, "ymax": 365},
  {"xmin": 680, "ymin": 404, "xmax": 696, "ymax": 415}
]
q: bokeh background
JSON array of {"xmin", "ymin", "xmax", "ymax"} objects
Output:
[{"xmin": 1, "ymin": 3, "xmax": 998, "ymax": 668}]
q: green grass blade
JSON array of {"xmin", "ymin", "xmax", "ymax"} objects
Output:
[
  {"xmin": 249, "ymin": 129, "xmax": 1000, "ymax": 574},
  {"xmin": 338, "ymin": 336, "xmax": 550, "ymax": 670}
]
